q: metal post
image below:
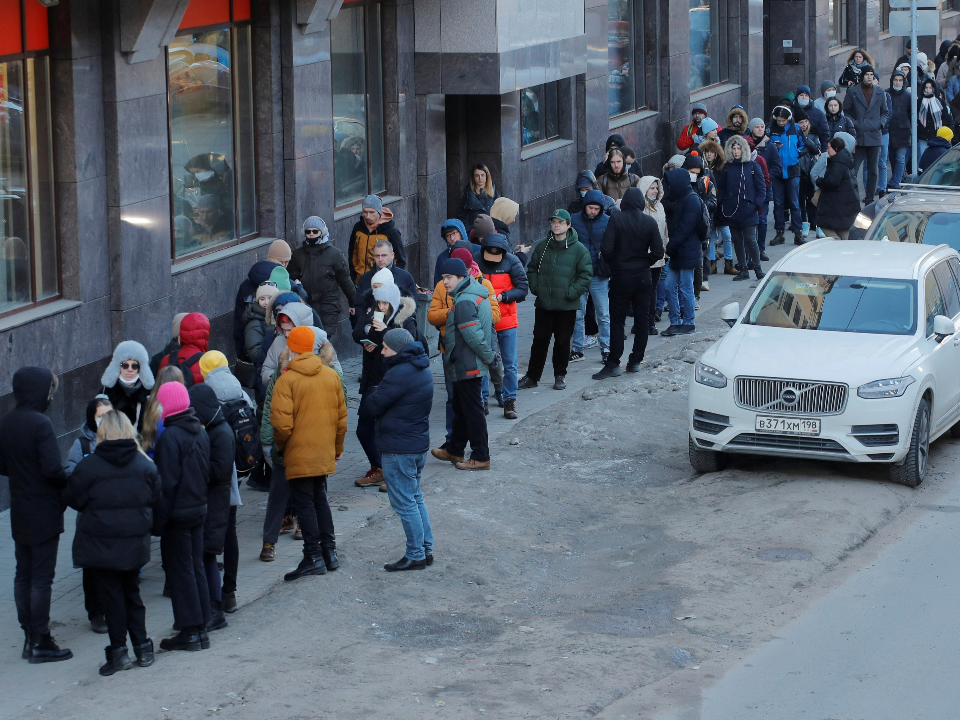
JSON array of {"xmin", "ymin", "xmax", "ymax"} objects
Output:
[{"xmin": 911, "ymin": 0, "xmax": 919, "ymax": 175}]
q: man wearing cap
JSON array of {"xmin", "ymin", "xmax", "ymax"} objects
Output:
[
  {"xmin": 271, "ymin": 326, "xmax": 347, "ymax": 581},
  {"xmin": 842, "ymin": 65, "xmax": 888, "ymax": 204},
  {"xmin": 431, "ymin": 258, "xmax": 495, "ymax": 471},
  {"xmin": 768, "ymin": 106, "xmax": 804, "ymax": 245},
  {"xmin": 347, "ymin": 195, "xmax": 406, "ymax": 283},
  {"xmin": 678, "ymin": 103, "xmax": 709, "ymax": 151},
  {"xmin": 288, "ymin": 216, "xmax": 355, "ymax": 337},
  {"xmin": 364, "ymin": 328, "xmax": 435, "ymax": 571},
  {"xmin": 517, "ymin": 210, "xmax": 592, "ymax": 392}
]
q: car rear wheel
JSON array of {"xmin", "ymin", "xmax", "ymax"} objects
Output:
[
  {"xmin": 889, "ymin": 398, "xmax": 930, "ymax": 488},
  {"xmin": 689, "ymin": 434, "xmax": 726, "ymax": 473}
]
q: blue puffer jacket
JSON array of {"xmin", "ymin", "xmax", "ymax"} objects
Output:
[
  {"xmin": 570, "ymin": 190, "xmax": 611, "ymax": 277},
  {"xmin": 364, "ymin": 341, "xmax": 433, "ymax": 455},
  {"xmin": 663, "ymin": 169, "xmax": 704, "ymax": 269},
  {"xmin": 768, "ymin": 115, "xmax": 804, "ymax": 178}
]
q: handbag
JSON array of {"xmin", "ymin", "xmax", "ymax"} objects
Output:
[
  {"xmin": 811, "ymin": 189, "xmax": 821, "ymax": 206},
  {"xmin": 233, "ymin": 359, "xmax": 256, "ymax": 390}
]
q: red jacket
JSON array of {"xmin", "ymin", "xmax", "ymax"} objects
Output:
[
  {"xmin": 677, "ymin": 121, "xmax": 701, "ymax": 151},
  {"xmin": 159, "ymin": 312, "xmax": 210, "ymax": 385}
]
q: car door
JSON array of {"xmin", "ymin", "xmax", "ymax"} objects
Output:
[{"xmin": 924, "ymin": 261, "xmax": 960, "ymax": 432}]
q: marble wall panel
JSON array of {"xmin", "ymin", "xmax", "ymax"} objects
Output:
[
  {"xmin": 498, "ymin": 148, "xmax": 521, "ymax": 204},
  {"xmin": 395, "ymin": 2, "xmax": 416, "ymax": 100},
  {"xmin": 53, "ymin": 56, "xmax": 106, "ymax": 184},
  {"xmin": 103, "ymin": 93, "xmax": 169, "ymax": 208},
  {"xmin": 100, "ymin": 6, "xmax": 168, "ymax": 104},
  {"xmin": 415, "ymin": 52, "xmax": 442, "ymax": 94},
  {"xmin": 110, "ymin": 294, "xmax": 173, "ymax": 360},
  {"xmin": 280, "ymin": 1, "xmax": 331, "ymax": 66},
  {"xmin": 107, "ymin": 195, "xmax": 173, "ymax": 312},
  {"xmin": 60, "ymin": 175, "xmax": 110, "ymax": 304},
  {"xmin": 415, "ymin": 0, "xmax": 442, "ymax": 52},
  {"xmin": 284, "ymin": 151, "xmax": 334, "ymax": 243},
  {"xmin": 441, "ymin": 53, "xmax": 502, "ymax": 94},
  {"xmin": 50, "ymin": 0, "xmax": 102, "ymax": 60},
  {"xmin": 441, "ymin": 0, "xmax": 497, "ymax": 53},
  {"xmin": 417, "ymin": 94, "xmax": 446, "ymax": 177},
  {"xmin": 398, "ymin": 100, "xmax": 418, "ymax": 198},
  {"xmin": 418, "ymin": 171, "xmax": 449, "ymax": 270},
  {"xmin": 584, "ymin": 75, "xmax": 608, "ymax": 158},
  {"xmin": 585, "ymin": 1, "xmax": 607, "ymax": 81},
  {"xmin": 282, "ymin": 61, "xmax": 332, "ymax": 160},
  {"xmin": 254, "ymin": 22, "xmax": 283, "ymax": 134},
  {"xmin": 562, "ymin": 35, "xmax": 587, "ymax": 81},
  {"xmin": 257, "ymin": 130, "xmax": 285, "ymax": 240},
  {"xmin": 518, "ymin": 142, "xmax": 578, "ymax": 202}
]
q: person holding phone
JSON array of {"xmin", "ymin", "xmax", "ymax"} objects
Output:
[{"xmin": 767, "ymin": 106, "xmax": 805, "ymax": 245}]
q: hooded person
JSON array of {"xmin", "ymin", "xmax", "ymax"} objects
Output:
[
  {"xmin": 288, "ymin": 216, "xmax": 356, "ymax": 336},
  {"xmin": 660, "ymin": 169, "xmax": 705, "ymax": 336},
  {"xmin": 433, "ymin": 219, "xmax": 475, "ymax": 286},
  {"xmin": 816, "ymin": 136, "xmax": 860, "ymax": 239},
  {"xmin": 101, "ymin": 341, "xmax": 154, "ymax": 433},
  {"xmin": 718, "ymin": 106, "xmax": 749, "ymax": 146},
  {"xmin": 839, "ymin": 48, "xmax": 875, "ymax": 87},
  {"xmin": 490, "ymin": 196, "xmax": 521, "ymax": 239},
  {"xmin": 243, "ymin": 284, "xmax": 280, "ymax": 364},
  {"xmin": 814, "ymin": 80, "xmax": 838, "ymax": 113},
  {"xmin": 887, "ymin": 69, "xmax": 913, "ymax": 189},
  {"xmin": 794, "ymin": 85, "xmax": 830, "ymax": 148},
  {"xmin": 919, "ymin": 125, "xmax": 954, "ymax": 173},
  {"xmin": 943, "ymin": 45, "xmax": 960, "ymax": 101},
  {"xmin": 716, "ymin": 135, "xmax": 767, "ymax": 278},
  {"xmin": 568, "ymin": 170, "xmax": 618, "ymax": 215},
  {"xmin": 260, "ymin": 301, "xmax": 315, "ymax": 387},
  {"xmin": 200, "ymin": 351, "xmax": 256, "ymax": 411},
  {"xmin": 233, "ymin": 259, "xmax": 279, "ymax": 358},
  {"xmin": 936, "ymin": 39, "xmax": 954, "ymax": 76},
  {"xmin": 597, "ymin": 147, "xmax": 641, "ymax": 200},
  {"xmin": 637, "ymin": 176, "xmax": 668, "ymax": 334},
  {"xmin": 0, "ymin": 367, "xmax": 73, "ymax": 663},
  {"xmin": 593, "ymin": 133, "xmax": 642, "ymax": 177},
  {"xmin": 151, "ymin": 313, "xmax": 189, "ymax": 377},
  {"xmin": 159, "ymin": 313, "xmax": 211, "ymax": 387},
  {"xmin": 677, "ymin": 102, "xmax": 709, "ymax": 151},
  {"xmin": 570, "ymin": 189, "xmax": 612, "ymax": 363},
  {"xmin": 347, "ymin": 195, "xmax": 406, "ymax": 282}
]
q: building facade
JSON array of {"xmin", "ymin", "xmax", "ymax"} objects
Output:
[{"xmin": 0, "ymin": 0, "xmax": 953, "ymax": 506}]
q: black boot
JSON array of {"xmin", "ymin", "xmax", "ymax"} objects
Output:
[
  {"xmin": 770, "ymin": 231, "xmax": 785, "ymax": 246},
  {"xmin": 222, "ymin": 591, "xmax": 238, "ymax": 613},
  {"xmin": 198, "ymin": 627, "xmax": 210, "ymax": 650},
  {"xmin": 89, "ymin": 615, "xmax": 108, "ymax": 634},
  {"xmin": 503, "ymin": 399, "xmax": 518, "ymax": 420},
  {"xmin": 754, "ymin": 266, "xmax": 765, "ymax": 280},
  {"xmin": 28, "ymin": 633, "xmax": 73, "ymax": 664},
  {"xmin": 133, "ymin": 639, "xmax": 155, "ymax": 667},
  {"xmin": 592, "ymin": 364, "xmax": 622, "ymax": 380},
  {"xmin": 99, "ymin": 645, "xmax": 133, "ymax": 676},
  {"xmin": 626, "ymin": 362, "xmax": 642, "ymax": 373},
  {"xmin": 206, "ymin": 601, "xmax": 228, "ymax": 631},
  {"xmin": 284, "ymin": 555, "xmax": 327, "ymax": 581},
  {"xmin": 159, "ymin": 628, "xmax": 201, "ymax": 652},
  {"xmin": 732, "ymin": 269, "xmax": 750, "ymax": 281},
  {"xmin": 425, "ymin": 551, "xmax": 434, "ymax": 567},
  {"xmin": 21, "ymin": 629, "xmax": 30, "ymax": 660},
  {"xmin": 384, "ymin": 556, "xmax": 426, "ymax": 572},
  {"xmin": 321, "ymin": 545, "xmax": 340, "ymax": 571}
]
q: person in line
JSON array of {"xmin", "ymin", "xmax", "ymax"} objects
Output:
[
  {"xmin": 919, "ymin": 126, "xmax": 954, "ymax": 174},
  {"xmin": 944, "ymin": 46, "xmax": 960, "ymax": 101},
  {"xmin": 816, "ymin": 137, "xmax": 860, "ymax": 240},
  {"xmin": 65, "ymin": 410, "xmax": 160, "ymax": 675},
  {"xmin": 260, "ymin": 301, "xmax": 315, "ymax": 387},
  {"xmin": 243, "ymin": 284, "xmax": 280, "ymax": 367},
  {"xmin": 150, "ymin": 313, "xmax": 189, "ymax": 377},
  {"xmin": 718, "ymin": 106, "xmax": 749, "ymax": 146},
  {"xmin": 917, "ymin": 77, "xmax": 952, "ymax": 161},
  {"xmin": 0, "ymin": 367, "xmax": 72, "ymax": 663},
  {"xmin": 683, "ymin": 152, "xmax": 715, "ymax": 301},
  {"xmin": 594, "ymin": 133, "xmax": 642, "ymax": 177},
  {"xmin": 637, "ymin": 177, "xmax": 668, "ymax": 336},
  {"xmin": 824, "ymin": 95, "xmax": 858, "ymax": 139},
  {"xmin": 698, "ymin": 140, "xmax": 726, "ymax": 281},
  {"xmin": 887, "ymin": 70, "xmax": 913, "ymax": 189},
  {"xmin": 597, "ymin": 148, "xmax": 640, "ymax": 201},
  {"xmin": 744, "ymin": 136, "xmax": 774, "ymax": 253},
  {"xmin": 449, "ymin": 248, "xmax": 500, "ymax": 414},
  {"xmin": 352, "ymin": 240, "xmax": 418, "ymax": 321},
  {"xmin": 517, "ymin": 210, "xmax": 592, "ymax": 392},
  {"xmin": 768, "ymin": 106, "xmax": 805, "ymax": 245},
  {"xmin": 793, "ymin": 85, "xmax": 830, "ymax": 149},
  {"xmin": 747, "ymin": 118, "xmax": 780, "ymax": 259},
  {"xmin": 288, "ymin": 216, "xmax": 356, "ymax": 337},
  {"xmin": 457, "ymin": 164, "xmax": 500, "ymax": 227},
  {"xmin": 232, "ymin": 252, "xmax": 281, "ymax": 359},
  {"xmin": 489, "ymin": 196, "xmax": 521, "ymax": 240},
  {"xmin": 364, "ymin": 328, "xmax": 435, "ymax": 571},
  {"xmin": 839, "ymin": 48, "xmax": 875, "ymax": 87},
  {"xmin": 842, "ymin": 65, "xmax": 888, "ymax": 203},
  {"xmin": 593, "ymin": 187, "xmax": 664, "ymax": 379},
  {"xmin": 473, "ymin": 232, "xmax": 528, "ymax": 420},
  {"xmin": 159, "ymin": 312, "xmax": 211, "ymax": 387},
  {"xmin": 661, "ymin": 169, "xmax": 706, "ymax": 337},
  {"xmin": 570, "ymin": 190, "xmax": 611, "ymax": 363},
  {"xmin": 716, "ymin": 136, "xmax": 767, "ymax": 281},
  {"xmin": 154, "ymin": 381, "xmax": 212, "ymax": 652},
  {"xmin": 569, "ymin": 170, "xmax": 617, "ymax": 215},
  {"xmin": 677, "ymin": 103, "xmax": 709, "ymax": 151},
  {"xmin": 100, "ymin": 341, "xmax": 154, "ymax": 433},
  {"xmin": 139, "ymin": 366, "xmax": 185, "ymax": 459},
  {"xmin": 347, "ymin": 195, "xmax": 406, "ymax": 283},
  {"xmin": 797, "ymin": 131, "xmax": 822, "ymax": 242},
  {"xmin": 433, "ymin": 219, "xmax": 474, "ymax": 286},
  {"xmin": 431, "ymin": 258, "xmax": 495, "ymax": 471},
  {"xmin": 271, "ymin": 326, "xmax": 347, "ymax": 581}
]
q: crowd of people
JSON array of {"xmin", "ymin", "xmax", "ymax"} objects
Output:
[{"xmin": 3, "ymin": 35, "xmax": 955, "ymax": 677}]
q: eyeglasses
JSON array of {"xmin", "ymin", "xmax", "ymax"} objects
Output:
[
  {"xmin": 120, "ymin": 362, "xmax": 140, "ymax": 371},
  {"xmin": 305, "ymin": 229, "xmax": 321, "ymax": 235},
  {"xmin": 259, "ymin": 281, "xmax": 277, "ymax": 287}
]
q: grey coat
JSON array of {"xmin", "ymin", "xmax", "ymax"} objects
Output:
[{"xmin": 842, "ymin": 84, "xmax": 889, "ymax": 147}]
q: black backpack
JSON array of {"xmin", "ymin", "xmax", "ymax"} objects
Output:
[
  {"xmin": 221, "ymin": 398, "xmax": 261, "ymax": 476},
  {"xmin": 166, "ymin": 351, "xmax": 203, "ymax": 388}
]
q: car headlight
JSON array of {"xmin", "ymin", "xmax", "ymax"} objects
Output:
[
  {"xmin": 857, "ymin": 376, "xmax": 915, "ymax": 399},
  {"xmin": 853, "ymin": 212, "xmax": 872, "ymax": 230},
  {"xmin": 695, "ymin": 361, "xmax": 727, "ymax": 388}
]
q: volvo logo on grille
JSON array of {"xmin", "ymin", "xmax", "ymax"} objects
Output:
[{"xmin": 780, "ymin": 388, "xmax": 799, "ymax": 405}]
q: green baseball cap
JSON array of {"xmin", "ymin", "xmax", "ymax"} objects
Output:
[{"xmin": 550, "ymin": 209, "xmax": 571, "ymax": 222}]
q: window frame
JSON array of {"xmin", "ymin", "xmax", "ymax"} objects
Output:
[
  {"xmin": 688, "ymin": 0, "xmax": 728, "ymax": 93},
  {"xmin": 165, "ymin": 8, "xmax": 259, "ymax": 264},
  {"xmin": 880, "ymin": 0, "xmax": 890, "ymax": 32},
  {"xmin": 829, "ymin": 0, "xmax": 849, "ymax": 48},
  {"xmin": 520, "ymin": 81, "xmax": 561, "ymax": 149},
  {"xmin": 607, "ymin": 0, "xmax": 646, "ymax": 119},
  {"xmin": 0, "ymin": 1, "xmax": 60, "ymax": 320}
]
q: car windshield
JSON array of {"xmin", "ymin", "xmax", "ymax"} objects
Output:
[
  {"xmin": 745, "ymin": 273, "xmax": 918, "ymax": 335},
  {"xmin": 866, "ymin": 210, "xmax": 960, "ymax": 251},
  {"xmin": 920, "ymin": 147, "xmax": 960, "ymax": 186}
]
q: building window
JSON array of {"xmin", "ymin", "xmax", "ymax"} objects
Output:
[
  {"xmin": 608, "ymin": 0, "xmax": 645, "ymax": 117},
  {"xmin": 521, "ymin": 82, "xmax": 560, "ymax": 146},
  {"xmin": 689, "ymin": 0, "xmax": 727, "ymax": 91},
  {"xmin": 0, "ymin": 1, "xmax": 58, "ymax": 316},
  {"xmin": 880, "ymin": 0, "xmax": 890, "ymax": 31},
  {"xmin": 829, "ymin": 0, "xmax": 848, "ymax": 47},
  {"xmin": 332, "ymin": 1, "xmax": 385, "ymax": 208},
  {"xmin": 167, "ymin": 0, "xmax": 256, "ymax": 260}
]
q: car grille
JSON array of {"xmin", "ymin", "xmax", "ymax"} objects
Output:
[
  {"xmin": 735, "ymin": 377, "xmax": 848, "ymax": 415},
  {"xmin": 728, "ymin": 433, "xmax": 850, "ymax": 455}
]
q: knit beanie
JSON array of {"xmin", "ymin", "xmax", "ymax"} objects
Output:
[
  {"xmin": 748, "ymin": 117, "xmax": 765, "ymax": 131},
  {"xmin": 172, "ymin": 312, "xmax": 189, "ymax": 339},
  {"xmin": 300, "ymin": 216, "xmax": 329, "ymax": 244},
  {"xmin": 860, "ymin": 64, "xmax": 875, "ymax": 77},
  {"xmin": 268, "ymin": 266, "xmax": 291, "ymax": 291},
  {"xmin": 939, "ymin": 126, "xmax": 955, "ymax": 142},
  {"xmin": 373, "ymin": 283, "xmax": 402, "ymax": 316},
  {"xmin": 371, "ymin": 267, "xmax": 394, "ymax": 287},
  {"xmin": 199, "ymin": 350, "xmax": 228, "ymax": 379},
  {"xmin": 157, "ymin": 382, "xmax": 190, "ymax": 420},
  {"xmin": 700, "ymin": 118, "xmax": 719, "ymax": 135},
  {"xmin": 796, "ymin": 84, "xmax": 812, "ymax": 97},
  {"xmin": 473, "ymin": 213, "xmax": 496, "ymax": 241},
  {"xmin": 256, "ymin": 284, "xmax": 280, "ymax": 304},
  {"xmin": 683, "ymin": 152, "xmax": 704, "ymax": 171},
  {"xmin": 820, "ymin": 80, "xmax": 837, "ymax": 94},
  {"xmin": 666, "ymin": 153, "xmax": 687, "ymax": 170},
  {"xmin": 362, "ymin": 195, "xmax": 383, "ymax": 213},
  {"xmin": 267, "ymin": 240, "xmax": 292, "ymax": 264},
  {"xmin": 383, "ymin": 328, "xmax": 415, "ymax": 354},
  {"xmin": 286, "ymin": 325, "xmax": 315, "ymax": 354},
  {"xmin": 793, "ymin": 106, "xmax": 808, "ymax": 122},
  {"xmin": 451, "ymin": 247, "xmax": 479, "ymax": 275},
  {"xmin": 439, "ymin": 257, "xmax": 468, "ymax": 277}
]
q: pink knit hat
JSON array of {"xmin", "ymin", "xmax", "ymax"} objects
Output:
[{"xmin": 157, "ymin": 382, "xmax": 190, "ymax": 420}]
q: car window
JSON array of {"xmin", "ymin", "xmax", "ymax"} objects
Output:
[
  {"xmin": 920, "ymin": 147, "xmax": 960, "ymax": 185},
  {"xmin": 949, "ymin": 256, "xmax": 960, "ymax": 290},
  {"xmin": 933, "ymin": 261, "xmax": 960, "ymax": 318},
  {"xmin": 925, "ymin": 271, "xmax": 948, "ymax": 336},
  {"xmin": 746, "ymin": 273, "xmax": 917, "ymax": 335},
  {"xmin": 868, "ymin": 210, "xmax": 960, "ymax": 252}
]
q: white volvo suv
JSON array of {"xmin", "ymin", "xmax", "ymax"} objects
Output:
[{"xmin": 688, "ymin": 240, "xmax": 960, "ymax": 487}]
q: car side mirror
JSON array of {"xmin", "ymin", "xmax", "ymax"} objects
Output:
[
  {"xmin": 721, "ymin": 302, "xmax": 740, "ymax": 328},
  {"xmin": 933, "ymin": 314, "xmax": 955, "ymax": 342}
]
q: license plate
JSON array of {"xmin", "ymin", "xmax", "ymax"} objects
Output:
[{"xmin": 755, "ymin": 415, "xmax": 821, "ymax": 436}]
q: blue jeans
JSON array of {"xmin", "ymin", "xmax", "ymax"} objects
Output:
[
  {"xmin": 496, "ymin": 327, "xmax": 518, "ymax": 402},
  {"xmin": 890, "ymin": 146, "xmax": 909, "ymax": 188},
  {"xmin": 716, "ymin": 225, "xmax": 732, "ymax": 260},
  {"xmin": 572, "ymin": 277, "xmax": 611, "ymax": 352},
  {"xmin": 656, "ymin": 258, "xmax": 669, "ymax": 311},
  {"xmin": 771, "ymin": 175, "xmax": 801, "ymax": 234},
  {"xmin": 871, "ymin": 134, "xmax": 888, "ymax": 192},
  {"xmin": 382, "ymin": 452, "xmax": 433, "ymax": 561},
  {"xmin": 665, "ymin": 266, "xmax": 695, "ymax": 326}
]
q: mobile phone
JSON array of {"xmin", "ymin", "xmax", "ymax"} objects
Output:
[
  {"xmin": 373, "ymin": 311, "xmax": 385, "ymax": 323},
  {"xmin": 360, "ymin": 339, "xmax": 378, "ymax": 347}
]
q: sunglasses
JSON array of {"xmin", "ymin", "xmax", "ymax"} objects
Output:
[
  {"xmin": 259, "ymin": 281, "xmax": 277, "ymax": 287},
  {"xmin": 120, "ymin": 362, "xmax": 140, "ymax": 371},
  {"xmin": 305, "ymin": 229, "xmax": 321, "ymax": 235}
]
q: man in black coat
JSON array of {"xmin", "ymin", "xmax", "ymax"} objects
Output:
[
  {"xmin": 351, "ymin": 240, "xmax": 418, "ymax": 324},
  {"xmin": 0, "ymin": 367, "xmax": 73, "ymax": 663},
  {"xmin": 288, "ymin": 216, "xmax": 356, "ymax": 337},
  {"xmin": 594, "ymin": 189, "xmax": 664, "ymax": 379},
  {"xmin": 842, "ymin": 65, "xmax": 889, "ymax": 203}
]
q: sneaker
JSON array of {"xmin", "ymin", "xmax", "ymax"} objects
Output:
[
  {"xmin": 754, "ymin": 267, "xmax": 765, "ymax": 280},
  {"xmin": 582, "ymin": 335, "xmax": 599, "ymax": 349},
  {"xmin": 694, "ymin": 301, "xmax": 700, "ymax": 310},
  {"xmin": 801, "ymin": 221, "xmax": 810, "ymax": 237},
  {"xmin": 553, "ymin": 376, "xmax": 567, "ymax": 390},
  {"xmin": 431, "ymin": 446, "xmax": 464, "ymax": 463},
  {"xmin": 601, "ymin": 350, "xmax": 610, "ymax": 364},
  {"xmin": 293, "ymin": 524, "xmax": 302, "ymax": 541},
  {"xmin": 733, "ymin": 269, "xmax": 750, "ymax": 281},
  {"xmin": 701, "ymin": 281, "xmax": 710, "ymax": 291},
  {"xmin": 648, "ymin": 325, "xmax": 659, "ymax": 336},
  {"xmin": 569, "ymin": 351, "xmax": 585, "ymax": 362},
  {"xmin": 354, "ymin": 467, "xmax": 383, "ymax": 487},
  {"xmin": 379, "ymin": 481, "xmax": 387, "ymax": 492},
  {"xmin": 592, "ymin": 364, "xmax": 622, "ymax": 380},
  {"xmin": 517, "ymin": 375, "xmax": 538, "ymax": 389},
  {"xmin": 222, "ymin": 592, "xmax": 238, "ymax": 613},
  {"xmin": 260, "ymin": 542, "xmax": 276, "ymax": 562},
  {"xmin": 759, "ymin": 252, "xmax": 770, "ymax": 261},
  {"xmin": 676, "ymin": 324, "xmax": 696, "ymax": 335},
  {"xmin": 660, "ymin": 324, "xmax": 681, "ymax": 337},
  {"xmin": 816, "ymin": 227, "xmax": 826, "ymax": 239},
  {"xmin": 503, "ymin": 399, "xmax": 518, "ymax": 420}
]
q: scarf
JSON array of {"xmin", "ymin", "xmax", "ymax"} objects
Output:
[{"xmin": 919, "ymin": 95, "xmax": 943, "ymax": 128}]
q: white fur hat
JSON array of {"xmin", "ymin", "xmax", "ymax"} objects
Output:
[{"xmin": 100, "ymin": 340, "xmax": 154, "ymax": 389}]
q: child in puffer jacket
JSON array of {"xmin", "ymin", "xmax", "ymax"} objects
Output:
[{"xmin": 243, "ymin": 284, "xmax": 280, "ymax": 364}]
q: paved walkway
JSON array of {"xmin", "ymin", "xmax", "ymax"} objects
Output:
[{"xmin": 0, "ymin": 229, "xmax": 794, "ymax": 716}]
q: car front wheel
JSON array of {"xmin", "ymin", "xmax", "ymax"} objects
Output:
[
  {"xmin": 889, "ymin": 397, "xmax": 930, "ymax": 488},
  {"xmin": 689, "ymin": 434, "xmax": 725, "ymax": 473}
]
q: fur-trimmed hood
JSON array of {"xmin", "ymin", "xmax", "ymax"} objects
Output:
[
  {"xmin": 723, "ymin": 135, "xmax": 752, "ymax": 163},
  {"xmin": 726, "ymin": 107, "xmax": 749, "ymax": 130},
  {"xmin": 699, "ymin": 139, "xmax": 725, "ymax": 171},
  {"xmin": 391, "ymin": 296, "xmax": 417, "ymax": 328},
  {"xmin": 100, "ymin": 340, "xmax": 154, "ymax": 390}
]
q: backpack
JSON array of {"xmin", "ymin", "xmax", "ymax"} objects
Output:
[
  {"xmin": 78, "ymin": 436, "xmax": 93, "ymax": 458},
  {"xmin": 166, "ymin": 351, "xmax": 203, "ymax": 388},
  {"xmin": 221, "ymin": 398, "xmax": 261, "ymax": 476},
  {"xmin": 695, "ymin": 195, "xmax": 710, "ymax": 243}
]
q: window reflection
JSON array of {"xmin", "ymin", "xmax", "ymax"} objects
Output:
[
  {"xmin": 690, "ymin": 0, "xmax": 724, "ymax": 90},
  {"xmin": 521, "ymin": 82, "xmax": 560, "ymax": 147},
  {"xmin": 608, "ymin": 0, "xmax": 635, "ymax": 117}
]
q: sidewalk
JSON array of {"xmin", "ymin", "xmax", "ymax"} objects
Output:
[{"xmin": 0, "ymin": 227, "xmax": 795, "ymax": 717}]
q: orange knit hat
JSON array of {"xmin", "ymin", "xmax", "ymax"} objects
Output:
[{"xmin": 287, "ymin": 326, "xmax": 315, "ymax": 354}]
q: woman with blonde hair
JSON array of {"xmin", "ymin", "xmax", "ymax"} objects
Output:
[
  {"xmin": 65, "ymin": 410, "xmax": 161, "ymax": 675},
  {"xmin": 457, "ymin": 163, "xmax": 500, "ymax": 227},
  {"xmin": 140, "ymin": 365, "xmax": 185, "ymax": 457}
]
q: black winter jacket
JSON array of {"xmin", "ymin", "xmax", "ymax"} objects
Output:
[
  {"xmin": 599, "ymin": 188, "xmax": 664, "ymax": 273},
  {"xmin": 456, "ymin": 185, "xmax": 500, "ymax": 227},
  {"xmin": 752, "ymin": 135, "xmax": 783, "ymax": 186},
  {"xmin": 352, "ymin": 264, "xmax": 418, "ymax": 318},
  {"xmin": 101, "ymin": 381, "xmax": 150, "ymax": 434},
  {"xmin": 0, "ymin": 367, "xmax": 68, "ymax": 545},
  {"xmin": 825, "ymin": 109, "xmax": 858, "ymax": 140},
  {"xmin": 365, "ymin": 342, "xmax": 433, "ymax": 455},
  {"xmin": 793, "ymin": 101, "xmax": 831, "ymax": 148},
  {"xmin": 189, "ymin": 385, "xmax": 234, "ymax": 555},
  {"xmin": 816, "ymin": 149, "xmax": 860, "ymax": 231},
  {"xmin": 153, "ymin": 408, "xmax": 211, "ymax": 527},
  {"xmin": 234, "ymin": 260, "xmax": 278, "ymax": 358},
  {"xmin": 663, "ymin": 170, "xmax": 706, "ymax": 269},
  {"xmin": 570, "ymin": 190, "xmax": 612, "ymax": 277},
  {"xmin": 288, "ymin": 241, "xmax": 356, "ymax": 330},
  {"xmin": 716, "ymin": 158, "xmax": 766, "ymax": 228},
  {"xmin": 65, "ymin": 439, "xmax": 161, "ymax": 571},
  {"xmin": 888, "ymin": 85, "xmax": 913, "ymax": 148}
]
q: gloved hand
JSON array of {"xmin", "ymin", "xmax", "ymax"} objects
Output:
[{"xmin": 263, "ymin": 446, "xmax": 274, "ymax": 468}]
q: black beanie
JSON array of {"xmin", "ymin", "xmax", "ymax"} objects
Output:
[{"xmin": 682, "ymin": 152, "xmax": 704, "ymax": 171}]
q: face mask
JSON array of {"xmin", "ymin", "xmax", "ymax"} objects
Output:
[
  {"xmin": 194, "ymin": 170, "xmax": 214, "ymax": 182},
  {"xmin": 689, "ymin": 172, "xmax": 699, "ymax": 183},
  {"xmin": 646, "ymin": 194, "xmax": 658, "ymax": 203},
  {"xmin": 798, "ymin": 98, "xmax": 810, "ymax": 107},
  {"xmin": 825, "ymin": 90, "xmax": 837, "ymax": 99},
  {"xmin": 924, "ymin": 91, "xmax": 935, "ymax": 97},
  {"xmin": 95, "ymin": 416, "xmax": 103, "ymax": 428},
  {"xmin": 119, "ymin": 373, "xmax": 140, "ymax": 386},
  {"xmin": 579, "ymin": 189, "xmax": 588, "ymax": 197}
]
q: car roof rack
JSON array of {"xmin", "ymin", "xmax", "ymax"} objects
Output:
[{"xmin": 895, "ymin": 183, "xmax": 960, "ymax": 193}]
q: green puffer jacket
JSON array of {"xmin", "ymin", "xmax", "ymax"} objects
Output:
[
  {"xmin": 443, "ymin": 276, "xmax": 495, "ymax": 383},
  {"xmin": 526, "ymin": 229, "xmax": 593, "ymax": 311}
]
